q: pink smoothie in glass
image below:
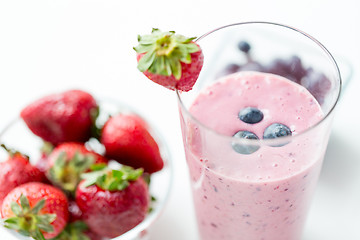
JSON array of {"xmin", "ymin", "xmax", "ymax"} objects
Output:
[{"xmin": 184, "ymin": 72, "xmax": 325, "ymax": 240}]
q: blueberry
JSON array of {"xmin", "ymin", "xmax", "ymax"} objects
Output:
[
  {"xmin": 265, "ymin": 58, "xmax": 290, "ymax": 77},
  {"xmin": 239, "ymin": 62, "xmax": 265, "ymax": 72},
  {"xmin": 232, "ymin": 130, "xmax": 260, "ymax": 154},
  {"xmin": 300, "ymin": 68, "xmax": 331, "ymax": 105},
  {"xmin": 238, "ymin": 41, "xmax": 251, "ymax": 53},
  {"xmin": 288, "ymin": 55, "xmax": 307, "ymax": 82},
  {"xmin": 263, "ymin": 123, "xmax": 292, "ymax": 147},
  {"xmin": 239, "ymin": 107, "xmax": 264, "ymax": 124},
  {"xmin": 265, "ymin": 55, "xmax": 307, "ymax": 84},
  {"xmin": 216, "ymin": 63, "xmax": 240, "ymax": 78}
]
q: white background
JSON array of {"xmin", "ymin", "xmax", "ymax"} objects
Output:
[{"xmin": 0, "ymin": 0, "xmax": 359, "ymax": 239}]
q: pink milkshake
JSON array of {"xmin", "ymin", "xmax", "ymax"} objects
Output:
[{"xmin": 181, "ymin": 72, "xmax": 327, "ymax": 240}]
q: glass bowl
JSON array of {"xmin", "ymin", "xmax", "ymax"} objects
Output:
[{"xmin": 0, "ymin": 98, "xmax": 173, "ymax": 240}]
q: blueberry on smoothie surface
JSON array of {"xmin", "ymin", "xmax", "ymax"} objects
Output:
[
  {"xmin": 239, "ymin": 107, "xmax": 264, "ymax": 124},
  {"xmin": 232, "ymin": 130, "xmax": 260, "ymax": 154},
  {"xmin": 263, "ymin": 123, "xmax": 292, "ymax": 147}
]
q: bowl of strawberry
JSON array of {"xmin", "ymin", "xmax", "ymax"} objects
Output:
[{"xmin": 0, "ymin": 89, "xmax": 173, "ymax": 240}]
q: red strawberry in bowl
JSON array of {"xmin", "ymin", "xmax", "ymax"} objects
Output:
[
  {"xmin": 0, "ymin": 144, "xmax": 45, "ymax": 207},
  {"xmin": 34, "ymin": 142, "xmax": 54, "ymax": 174},
  {"xmin": 134, "ymin": 28, "xmax": 204, "ymax": 91},
  {"xmin": 51, "ymin": 220, "xmax": 103, "ymax": 240},
  {"xmin": 100, "ymin": 113, "xmax": 164, "ymax": 174},
  {"xmin": 1, "ymin": 182, "xmax": 69, "ymax": 240},
  {"xmin": 45, "ymin": 142, "xmax": 108, "ymax": 194},
  {"xmin": 75, "ymin": 165, "xmax": 149, "ymax": 238},
  {"xmin": 52, "ymin": 201, "xmax": 104, "ymax": 240},
  {"xmin": 20, "ymin": 89, "xmax": 99, "ymax": 145}
]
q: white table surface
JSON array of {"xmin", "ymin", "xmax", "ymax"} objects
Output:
[{"xmin": 0, "ymin": 1, "xmax": 359, "ymax": 239}]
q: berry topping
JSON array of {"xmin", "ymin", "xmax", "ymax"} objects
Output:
[
  {"xmin": 232, "ymin": 131, "xmax": 260, "ymax": 154},
  {"xmin": 217, "ymin": 40, "xmax": 332, "ymax": 105},
  {"xmin": 238, "ymin": 41, "xmax": 251, "ymax": 54},
  {"xmin": 300, "ymin": 68, "xmax": 331, "ymax": 105},
  {"xmin": 239, "ymin": 61, "xmax": 264, "ymax": 72},
  {"xmin": 265, "ymin": 56, "xmax": 307, "ymax": 84},
  {"xmin": 263, "ymin": 123, "xmax": 292, "ymax": 146},
  {"xmin": 216, "ymin": 63, "xmax": 241, "ymax": 78},
  {"xmin": 238, "ymin": 107, "xmax": 264, "ymax": 124}
]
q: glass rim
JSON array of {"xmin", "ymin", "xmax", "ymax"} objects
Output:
[{"xmin": 176, "ymin": 21, "xmax": 342, "ymax": 146}]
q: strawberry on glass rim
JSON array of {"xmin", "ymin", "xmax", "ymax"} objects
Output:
[{"xmin": 134, "ymin": 28, "xmax": 204, "ymax": 92}]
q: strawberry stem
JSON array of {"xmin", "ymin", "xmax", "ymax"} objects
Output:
[
  {"xmin": 1, "ymin": 144, "xmax": 29, "ymax": 159},
  {"xmin": 48, "ymin": 151, "xmax": 95, "ymax": 194}
]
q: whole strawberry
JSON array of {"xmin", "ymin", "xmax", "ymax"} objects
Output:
[
  {"xmin": 100, "ymin": 113, "xmax": 164, "ymax": 173},
  {"xmin": 46, "ymin": 142, "xmax": 108, "ymax": 194},
  {"xmin": 0, "ymin": 144, "xmax": 44, "ymax": 208},
  {"xmin": 134, "ymin": 28, "xmax": 203, "ymax": 91},
  {"xmin": 20, "ymin": 90, "xmax": 98, "ymax": 145},
  {"xmin": 75, "ymin": 166, "xmax": 149, "ymax": 238},
  {"xmin": 1, "ymin": 182, "xmax": 69, "ymax": 240}
]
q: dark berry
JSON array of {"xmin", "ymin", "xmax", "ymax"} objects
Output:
[
  {"xmin": 265, "ymin": 55, "xmax": 307, "ymax": 84},
  {"xmin": 300, "ymin": 68, "xmax": 331, "ymax": 105},
  {"xmin": 263, "ymin": 123, "xmax": 292, "ymax": 147},
  {"xmin": 238, "ymin": 41, "xmax": 251, "ymax": 53},
  {"xmin": 239, "ymin": 62, "xmax": 265, "ymax": 72},
  {"xmin": 266, "ymin": 58, "xmax": 292, "ymax": 78},
  {"xmin": 216, "ymin": 63, "xmax": 240, "ymax": 78},
  {"xmin": 232, "ymin": 131, "xmax": 260, "ymax": 154},
  {"xmin": 288, "ymin": 56, "xmax": 307, "ymax": 82},
  {"xmin": 265, "ymin": 55, "xmax": 307, "ymax": 83},
  {"xmin": 239, "ymin": 107, "xmax": 264, "ymax": 124}
]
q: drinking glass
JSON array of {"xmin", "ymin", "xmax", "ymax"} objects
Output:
[{"xmin": 177, "ymin": 22, "xmax": 341, "ymax": 240}]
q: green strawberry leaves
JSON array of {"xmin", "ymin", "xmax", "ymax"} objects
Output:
[
  {"xmin": 50, "ymin": 221, "xmax": 90, "ymax": 240},
  {"xmin": 134, "ymin": 28, "xmax": 199, "ymax": 80},
  {"xmin": 137, "ymin": 50, "xmax": 156, "ymax": 72},
  {"xmin": 48, "ymin": 151, "xmax": 95, "ymax": 194},
  {"xmin": 40, "ymin": 141, "xmax": 54, "ymax": 156},
  {"xmin": 89, "ymin": 105, "xmax": 101, "ymax": 140},
  {"xmin": 81, "ymin": 164, "xmax": 143, "ymax": 191},
  {"xmin": 4, "ymin": 194, "xmax": 56, "ymax": 240}
]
